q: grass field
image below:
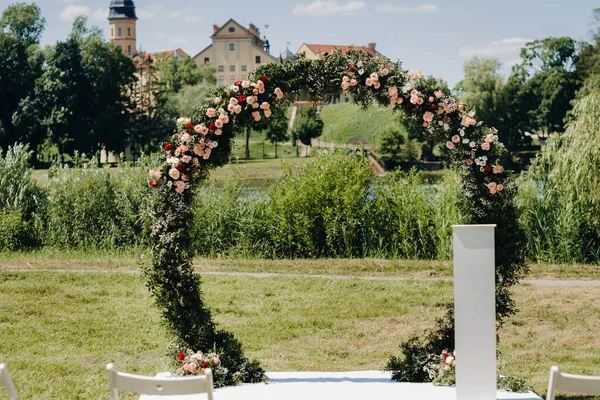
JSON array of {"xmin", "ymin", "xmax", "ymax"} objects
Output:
[
  {"xmin": 1, "ymin": 266, "xmax": 599, "ymax": 399},
  {"xmin": 319, "ymin": 103, "xmax": 398, "ymax": 146}
]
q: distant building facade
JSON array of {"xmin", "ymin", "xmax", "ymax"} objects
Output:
[{"xmin": 193, "ymin": 19, "xmax": 278, "ymax": 87}]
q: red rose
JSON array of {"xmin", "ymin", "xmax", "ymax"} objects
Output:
[
  {"xmin": 238, "ymin": 95, "xmax": 246, "ymax": 103},
  {"xmin": 150, "ymin": 180, "xmax": 158, "ymax": 188},
  {"xmin": 442, "ymin": 353, "xmax": 449, "ymax": 360},
  {"xmin": 187, "ymin": 123, "xmax": 194, "ymax": 130},
  {"xmin": 430, "ymin": 104, "xmax": 436, "ymax": 110},
  {"xmin": 163, "ymin": 143, "xmax": 172, "ymax": 151},
  {"xmin": 235, "ymin": 80, "xmax": 242, "ymax": 87},
  {"xmin": 209, "ymin": 122, "xmax": 216, "ymax": 130},
  {"xmin": 349, "ymin": 66, "xmax": 357, "ymax": 73},
  {"xmin": 201, "ymin": 362, "xmax": 208, "ymax": 369},
  {"xmin": 175, "ymin": 163, "xmax": 185, "ymax": 171},
  {"xmin": 484, "ymin": 165, "xmax": 492, "ymax": 173},
  {"xmin": 176, "ymin": 352, "xmax": 185, "ymax": 361},
  {"xmin": 260, "ymin": 74, "xmax": 268, "ymax": 83}
]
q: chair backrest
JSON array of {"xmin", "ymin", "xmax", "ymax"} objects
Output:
[
  {"xmin": 106, "ymin": 364, "xmax": 214, "ymax": 400},
  {"xmin": 0, "ymin": 364, "xmax": 19, "ymax": 400},
  {"xmin": 547, "ymin": 365, "xmax": 600, "ymax": 400}
]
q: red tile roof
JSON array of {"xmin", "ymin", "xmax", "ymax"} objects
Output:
[
  {"xmin": 133, "ymin": 48, "xmax": 189, "ymax": 68},
  {"xmin": 303, "ymin": 44, "xmax": 378, "ymax": 57}
]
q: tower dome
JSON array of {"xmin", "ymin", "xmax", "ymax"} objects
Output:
[{"xmin": 108, "ymin": 0, "xmax": 137, "ymax": 20}]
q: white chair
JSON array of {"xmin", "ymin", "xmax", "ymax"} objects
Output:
[
  {"xmin": 106, "ymin": 364, "xmax": 214, "ymax": 400},
  {"xmin": 547, "ymin": 365, "xmax": 600, "ymax": 400},
  {"xmin": 0, "ymin": 364, "xmax": 19, "ymax": 400}
]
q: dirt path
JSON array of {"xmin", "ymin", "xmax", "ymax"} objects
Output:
[{"xmin": 2, "ymin": 267, "xmax": 599, "ymax": 287}]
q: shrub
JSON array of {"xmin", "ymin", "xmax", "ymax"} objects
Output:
[
  {"xmin": 44, "ymin": 164, "xmax": 152, "ymax": 250},
  {"xmin": 0, "ymin": 144, "xmax": 45, "ymax": 250},
  {"xmin": 517, "ymin": 92, "xmax": 600, "ymax": 263}
]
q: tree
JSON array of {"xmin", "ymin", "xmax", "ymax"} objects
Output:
[
  {"xmin": 292, "ymin": 105, "xmax": 323, "ymax": 155},
  {"xmin": 0, "ymin": 2, "xmax": 45, "ymax": 153},
  {"xmin": 378, "ymin": 124, "xmax": 406, "ymax": 170},
  {"xmin": 264, "ymin": 108, "xmax": 290, "ymax": 158},
  {"xmin": 454, "ymin": 57, "xmax": 505, "ymax": 129},
  {"xmin": 510, "ymin": 37, "xmax": 582, "ymax": 137},
  {"xmin": 18, "ymin": 16, "xmax": 135, "ymax": 162},
  {"xmin": 156, "ymin": 57, "xmax": 216, "ymax": 96}
]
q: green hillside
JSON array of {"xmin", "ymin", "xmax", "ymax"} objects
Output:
[{"xmin": 319, "ymin": 103, "xmax": 398, "ymax": 145}]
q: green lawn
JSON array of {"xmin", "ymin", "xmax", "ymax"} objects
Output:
[
  {"xmin": 1, "ymin": 267, "xmax": 598, "ymax": 399},
  {"xmin": 319, "ymin": 103, "xmax": 398, "ymax": 146}
]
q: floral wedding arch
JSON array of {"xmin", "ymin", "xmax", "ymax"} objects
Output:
[{"xmin": 143, "ymin": 51, "xmax": 527, "ymax": 385}]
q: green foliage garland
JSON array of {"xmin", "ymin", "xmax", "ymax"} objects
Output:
[{"xmin": 146, "ymin": 50, "xmax": 527, "ymax": 384}]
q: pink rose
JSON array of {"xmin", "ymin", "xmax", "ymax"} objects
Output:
[
  {"xmin": 181, "ymin": 133, "xmax": 191, "ymax": 143},
  {"xmin": 175, "ymin": 180, "xmax": 185, "ymax": 193},
  {"xmin": 422, "ymin": 122, "xmax": 428, "ymax": 127},
  {"xmin": 219, "ymin": 114, "xmax": 229, "ymax": 124},
  {"xmin": 227, "ymin": 104, "xmax": 235, "ymax": 112},
  {"xmin": 493, "ymin": 165, "xmax": 504, "ymax": 174},
  {"xmin": 229, "ymin": 97, "xmax": 238, "ymax": 106},
  {"xmin": 452, "ymin": 135, "xmax": 460, "ymax": 143},
  {"xmin": 485, "ymin": 134, "xmax": 496, "ymax": 143},
  {"xmin": 457, "ymin": 104, "xmax": 465, "ymax": 112},
  {"xmin": 264, "ymin": 109, "xmax": 272, "ymax": 118},
  {"xmin": 370, "ymin": 72, "xmax": 378, "ymax": 80},
  {"xmin": 389, "ymin": 86, "xmax": 398, "ymax": 96},
  {"xmin": 350, "ymin": 79, "xmax": 357, "ymax": 86},
  {"xmin": 214, "ymin": 97, "xmax": 221, "ymax": 104},
  {"xmin": 497, "ymin": 184, "xmax": 504, "ymax": 191},
  {"xmin": 182, "ymin": 155, "xmax": 192, "ymax": 163},
  {"xmin": 417, "ymin": 97, "xmax": 424, "ymax": 105},
  {"xmin": 168, "ymin": 168, "xmax": 180, "ymax": 180},
  {"xmin": 215, "ymin": 119, "xmax": 223, "ymax": 128},
  {"xmin": 423, "ymin": 111, "xmax": 434, "ymax": 123},
  {"xmin": 215, "ymin": 129, "xmax": 222, "ymax": 135},
  {"xmin": 365, "ymin": 78, "xmax": 373, "ymax": 86},
  {"xmin": 252, "ymin": 102, "xmax": 259, "ymax": 109},
  {"xmin": 446, "ymin": 141, "xmax": 455, "ymax": 150},
  {"xmin": 466, "ymin": 159, "xmax": 473, "ymax": 166},
  {"xmin": 481, "ymin": 142, "xmax": 490, "ymax": 151},
  {"xmin": 341, "ymin": 82, "xmax": 350, "ymax": 90},
  {"xmin": 234, "ymin": 105, "xmax": 242, "ymax": 113},
  {"xmin": 428, "ymin": 96, "xmax": 435, "ymax": 103},
  {"xmin": 206, "ymin": 108, "xmax": 217, "ymax": 118},
  {"xmin": 260, "ymin": 102, "xmax": 270, "ymax": 111},
  {"xmin": 435, "ymin": 90, "xmax": 443, "ymax": 99},
  {"xmin": 381, "ymin": 68, "xmax": 389, "ymax": 76},
  {"xmin": 373, "ymin": 81, "xmax": 381, "ymax": 89}
]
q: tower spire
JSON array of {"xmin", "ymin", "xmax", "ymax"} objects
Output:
[{"xmin": 108, "ymin": 0, "xmax": 137, "ymax": 56}]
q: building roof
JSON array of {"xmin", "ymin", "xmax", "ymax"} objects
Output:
[
  {"xmin": 133, "ymin": 49, "xmax": 190, "ymax": 69},
  {"xmin": 301, "ymin": 43, "xmax": 379, "ymax": 58},
  {"xmin": 108, "ymin": 0, "xmax": 137, "ymax": 20},
  {"xmin": 211, "ymin": 18, "xmax": 261, "ymax": 40},
  {"xmin": 280, "ymin": 48, "xmax": 297, "ymax": 61}
]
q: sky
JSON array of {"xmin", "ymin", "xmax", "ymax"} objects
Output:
[{"xmin": 2, "ymin": 0, "xmax": 599, "ymax": 86}]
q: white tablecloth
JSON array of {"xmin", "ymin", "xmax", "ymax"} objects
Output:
[{"xmin": 140, "ymin": 371, "xmax": 542, "ymax": 400}]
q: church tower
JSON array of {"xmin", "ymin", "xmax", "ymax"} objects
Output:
[{"xmin": 108, "ymin": 0, "xmax": 137, "ymax": 56}]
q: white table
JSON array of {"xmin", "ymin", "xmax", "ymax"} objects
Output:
[{"xmin": 140, "ymin": 371, "xmax": 542, "ymax": 400}]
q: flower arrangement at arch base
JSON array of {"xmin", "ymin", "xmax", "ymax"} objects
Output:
[{"xmin": 174, "ymin": 350, "xmax": 235, "ymax": 387}]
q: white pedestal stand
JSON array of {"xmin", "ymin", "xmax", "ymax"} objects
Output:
[{"xmin": 453, "ymin": 225, "xmax": 497, "ymax": 400}]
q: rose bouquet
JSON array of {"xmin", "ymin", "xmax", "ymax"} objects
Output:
[{"xmin": 174, "ymin": 350, "xmax": 228, "ymax": 386}]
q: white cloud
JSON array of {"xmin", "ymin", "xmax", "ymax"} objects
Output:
[
  {"xmin": 183, "ymin": 16, "xmax": 201, "ymax": 23},
  {"xmin": 168, "ymin": 10, "xmax": 184, "ymax": 18},
  {"xmin": 374, "ymin": 4, "xmax": 439, "ymax": 13},
  {"xmin": 459, "ymin": 37, "xmax": 532, "ymax": 58},
  {"xmin": 59, "ymin": 4, "xmax": 107, "ymax": 22},
  {"xmin": 59, "ymin": 4, "xmax": 89, "ymax": 21},
  {"xmin": 136, "ymin": 8, "xmax": 157, "ymax": 19},
  {"xmin": 91, "ymin": 8, "xmax": 107, "ymax": 22},
  {"xmin": 292, "ymin": 1, "xmax": 366, "ymax": 16}
]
